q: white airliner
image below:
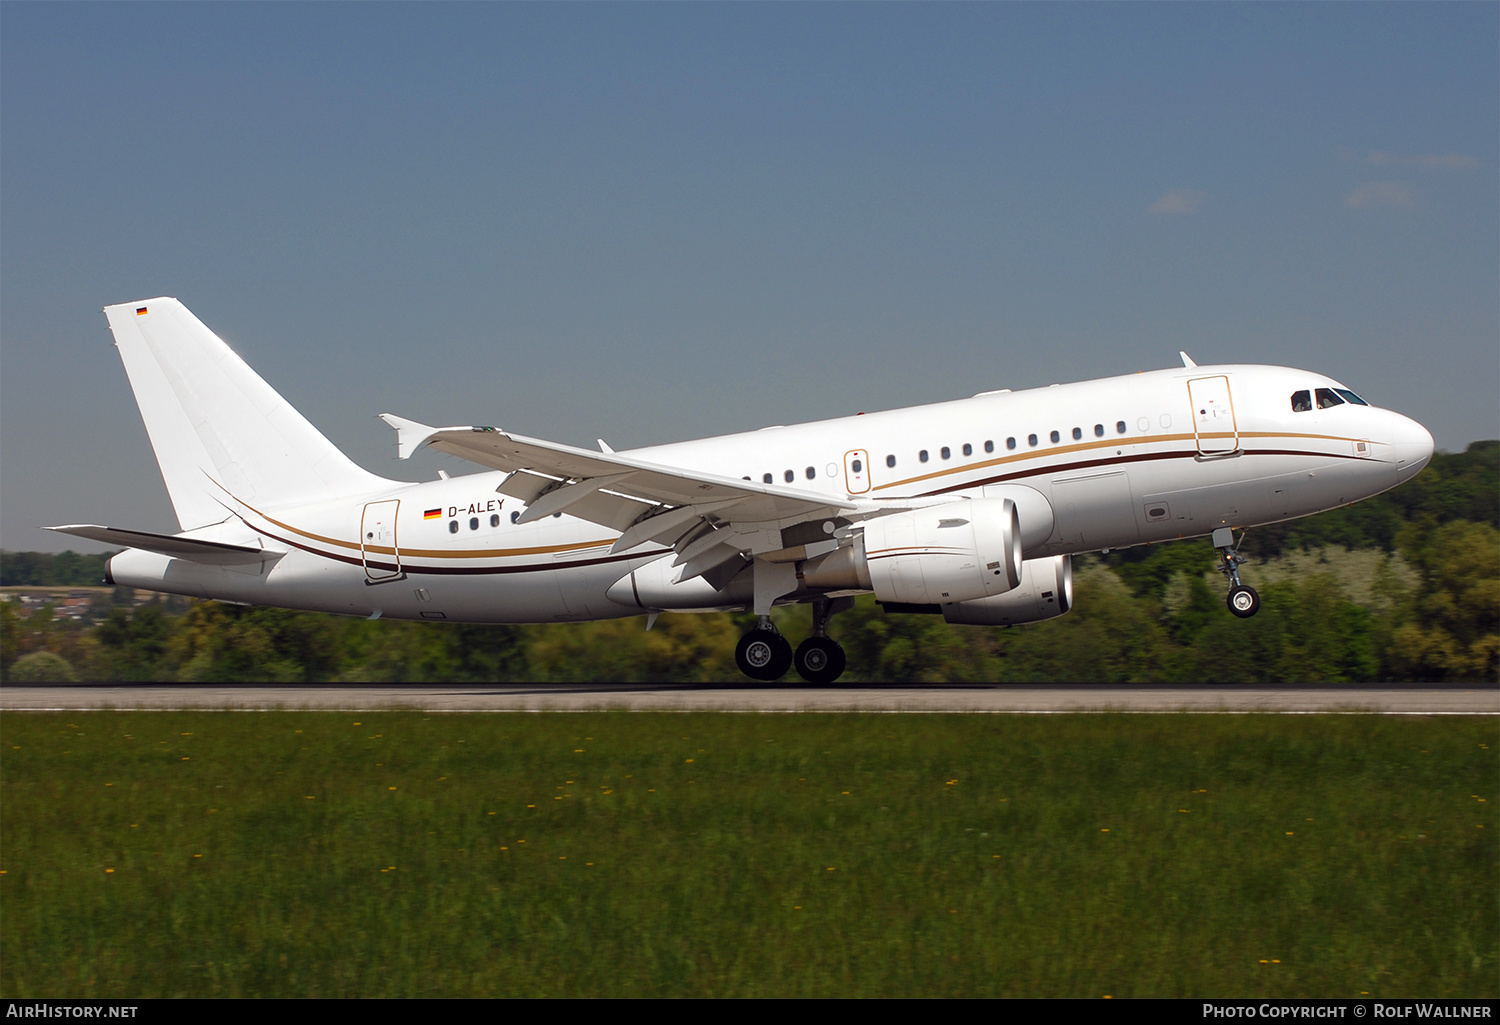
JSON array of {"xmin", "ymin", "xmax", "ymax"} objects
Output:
[{"xmin": 51, "ymin": 298, "xmax": 1435, "ymax": 683}]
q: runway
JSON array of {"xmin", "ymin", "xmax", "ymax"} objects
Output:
[{"xmin": 2, "ymin": 683, "xmax": 1495, "ymax": 713}]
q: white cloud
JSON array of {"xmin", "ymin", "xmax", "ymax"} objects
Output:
[
  {"xmin": 1344, "ymin": 148, "xmax": 1479, "ymax": 171},
  {"xmin": 1344, "ymin": 181, "xmax": 1415, "ymax": 209},
  {"xmin": 1414, "ymin": 152, "xmax": 1481, "ymax": 171},
  {"xmin": 1148, "ymin": 189, "xmax": 1205, "ymax": 215}
]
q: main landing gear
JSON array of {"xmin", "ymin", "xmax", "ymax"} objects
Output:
[
  {"xmin": 735, "ymin": 621, "xmax": 792, "ymax": 682},
  {"xmin": 1213, "ymin": 526, "xmax": 1260, "ymax": 618},
  {"xmin": 734, "ymin": 598, "xmax": 851, "ymax": 684}
]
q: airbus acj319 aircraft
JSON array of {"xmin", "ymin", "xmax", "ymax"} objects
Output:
[{"xmin": 51, "ymin": 298, "xmax": 1435, "ymax": 683}]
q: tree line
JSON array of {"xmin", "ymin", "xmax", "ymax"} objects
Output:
[{"xmin": 3, "ymin": 442, "xmax": 1494, "ymax": 684}]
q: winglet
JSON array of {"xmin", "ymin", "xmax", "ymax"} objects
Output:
[
  {"xmin": 1179, "ymin": 351, "xmax": 1198, "ymax": 368},
  {"xmin": 379, "ymin": 414, "xmax": 445, "ymax": 460}
]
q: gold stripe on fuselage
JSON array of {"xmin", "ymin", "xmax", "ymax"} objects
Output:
[
  {"xmin": 219, "ymin": 485, "xmax": 619, "ymax": 563},
  {"xmin": 871, "ymin": 430, "xmax": 1369, "ymax": 494}
]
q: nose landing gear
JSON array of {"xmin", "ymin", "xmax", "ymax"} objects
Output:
[{"xmin": 1213, "ymin": 526, "xmax": 1260, "ymax": 618}]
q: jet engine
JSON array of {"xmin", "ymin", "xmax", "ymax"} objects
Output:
[
  {"xmin": 802, "ymin": 498, "xmax": 1022, "ymax": 605},
  {"xmin": 939, "ymin": 555, "xmax": 1072, "ymax": 626}
]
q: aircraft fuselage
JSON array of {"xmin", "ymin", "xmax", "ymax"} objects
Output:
[{"xmin": 105, "ymin": 361, "xmax": 1433, "ymax": 625}]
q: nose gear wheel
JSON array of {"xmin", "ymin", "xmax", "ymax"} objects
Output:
[{"xmin": 1228, "ymin": 584, "xmax": 1260, "ymax": 618}]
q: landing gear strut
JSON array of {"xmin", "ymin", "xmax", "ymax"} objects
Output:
[{"xmin": 1213, "ymin": 527, "xmax": 1260, "ymax": 618}]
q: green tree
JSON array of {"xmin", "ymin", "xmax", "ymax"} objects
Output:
[
  {"xmin": 96, "ymin": 605, "xmax": 174, "ymax": 681},
  {"xmin": 0, "ymin": 601, "xmax": 20, "ymax": 678},
  {"xmin": 8, "ymin": 650, "xmax": 78, "ymax": 682},
  {"xmin": 1387, "ymin": 520, "xmax": 1500, "ymax": 681}
]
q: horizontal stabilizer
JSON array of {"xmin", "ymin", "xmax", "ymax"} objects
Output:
[{"xmin": 46, "ymin": 524, "xmax": 282, "ymax": 566}]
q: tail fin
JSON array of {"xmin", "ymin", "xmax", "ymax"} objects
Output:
[{"xmin": 105, "ymin": 298, "xmax": 389, "ymax": 531}]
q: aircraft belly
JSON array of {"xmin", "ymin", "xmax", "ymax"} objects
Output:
[
  {"xmin": 361, "ymin": 555, "xmax": 651, "ymax": 624},
  {"xmin": 1134, "ymin": 455, "xmax": 1352, "ymax": 540}
]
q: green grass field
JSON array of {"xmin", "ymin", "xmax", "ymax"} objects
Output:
[{"xmin": 2, "ymin": 711, "xmax": 1494, "ymax": 998}]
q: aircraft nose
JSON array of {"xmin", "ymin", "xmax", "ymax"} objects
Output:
[{"xmin": 1391, "ymin": 416, "xmax": 1435, "ymax": 479}]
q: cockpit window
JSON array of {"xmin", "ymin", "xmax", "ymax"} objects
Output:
[
  {"xmin": 1316, "ymin": 388, "xmax": 1344, "ymax": 409},
  {"xmin": 1334, "ymin": 388, "xmax": 1368, "ymax": 406},
  {"xmin": 1291, "ymin": 390, "xmax": 1312, "ymax": 412}
]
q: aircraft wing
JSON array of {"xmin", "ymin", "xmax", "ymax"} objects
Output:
[{"xmin": 380, "ymin": 415, "xmax": 865, "ymax": 566}]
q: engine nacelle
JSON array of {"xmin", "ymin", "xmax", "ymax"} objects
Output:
[
  {"xmin": 858, "ymin": 498, "xmax": 1022, "ymax": 605},
  {"xmin": 940, "ymin": 555, "xmax": 1073, "ymax": 626}
]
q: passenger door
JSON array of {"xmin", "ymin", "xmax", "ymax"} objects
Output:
[
  {"xmin": 360, "ymin": 500, "xmax": 402, "ymax": 582},
  {"xmin": 1188, "ymin": 376, "xmax": 1239, "ymax": 455}
]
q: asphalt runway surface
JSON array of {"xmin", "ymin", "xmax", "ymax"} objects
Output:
[{"xmin": 2, "ymin": 683, "xmax": 1495, "ymax": 713}]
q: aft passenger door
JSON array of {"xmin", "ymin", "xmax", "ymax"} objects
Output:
[
  {"xmin": 361, "ymin": 500, "xmax": 403, "ymax": 582},
  {"xmin": 1188, "ymin": 376, "xmax": 1239, "ymax": 455}
]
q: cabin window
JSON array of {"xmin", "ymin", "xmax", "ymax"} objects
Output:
[
  {"xmin": 1006, "ymin": 437, "xmax": 1017, "ymax": 450},
  {"xmin": 470, "ymin": 517, "xmax": 479, "ymax": 531},
  {"xmin": 763, "ymin": 473, "xmax": 773, "ymax": 484},
  {"xmin": 985, "ymin": 440, "xmax": 994, "ymax": 453},
  {"xmin": 1050, "ymin": 430, "xmax": 1060, "ymax": 444},
  {"xmin": 1028, "ymin": 434, "xmax": 1038, "ymax": 447},
  {"xmin": 784, "ymin": 469, "xmax": 795, "ymax": 483},
  {"xmin": 851, "ymin": 458, "xmax": 863, "ymax": 473},
  {"xmin": 886, "ymin": 454, "xmax": 896, "ymax": 468},
  {"xmin": 962, "ymin": 443, "xmax": 973, "ymax": 456},
  {"xmin": 1335, "ymin": 388, "xmax": 1369, "ymax": 406},
  {"xmin": 511, "ymin": 511, "xmax": 519, "ymax": 524},
  {"xmin": 805, "ymin": 466, "xmax": 815, "ymax": 480},
  {"xmin": 554, "ymin": 512, "xmax": 562, "ymax": 518},
  {"xmin": 919, "ymin": 450, "xmax": 929, "ymax": 462},
  {"xmin": 1095, "ymin": 424, "xmax": 1105, "ymax": 437},
  {"xmin": 1117, "ymin": 421, "xmax": 1127, "ymax": 434},
  {"xmin": 449, "ymin": 521, "xmax": 459, "ymax": 534},
  {"xmin": 1072, "ymin": 427, "xmax": 1082, "ymax": 441},
  {"xmin": 490, "ymin": 514, "xmax": 500, "ymax": 527},
  {"xmin": 1291, "ymin": 390, "xmax": 1312, "ymax": 412},
  {"xmin": 1315, "ymin": 388, "xmax": 1344, "ymax": 409},
  {"xmin": 940, "ymin": 446, "xmax": 951, "ymax": 460}
]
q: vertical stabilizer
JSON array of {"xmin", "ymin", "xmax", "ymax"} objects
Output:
[{"xmin": 105, "ymin": 298, "xmax": 389, "ymax": 531}]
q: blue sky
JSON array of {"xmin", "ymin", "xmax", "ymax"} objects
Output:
[{"xmin": 3, "ymin": 3, "xmax": 1495, "ymax": 552}]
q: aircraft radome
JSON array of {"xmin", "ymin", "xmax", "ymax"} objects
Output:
[{"xmin": 51, "ymin": 298, "xmax": 1435, "ymax": 683}]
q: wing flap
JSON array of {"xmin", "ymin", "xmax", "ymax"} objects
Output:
[{"xmin": 546, "ymin": 489, "xmax": 658, "ymax": 534}]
